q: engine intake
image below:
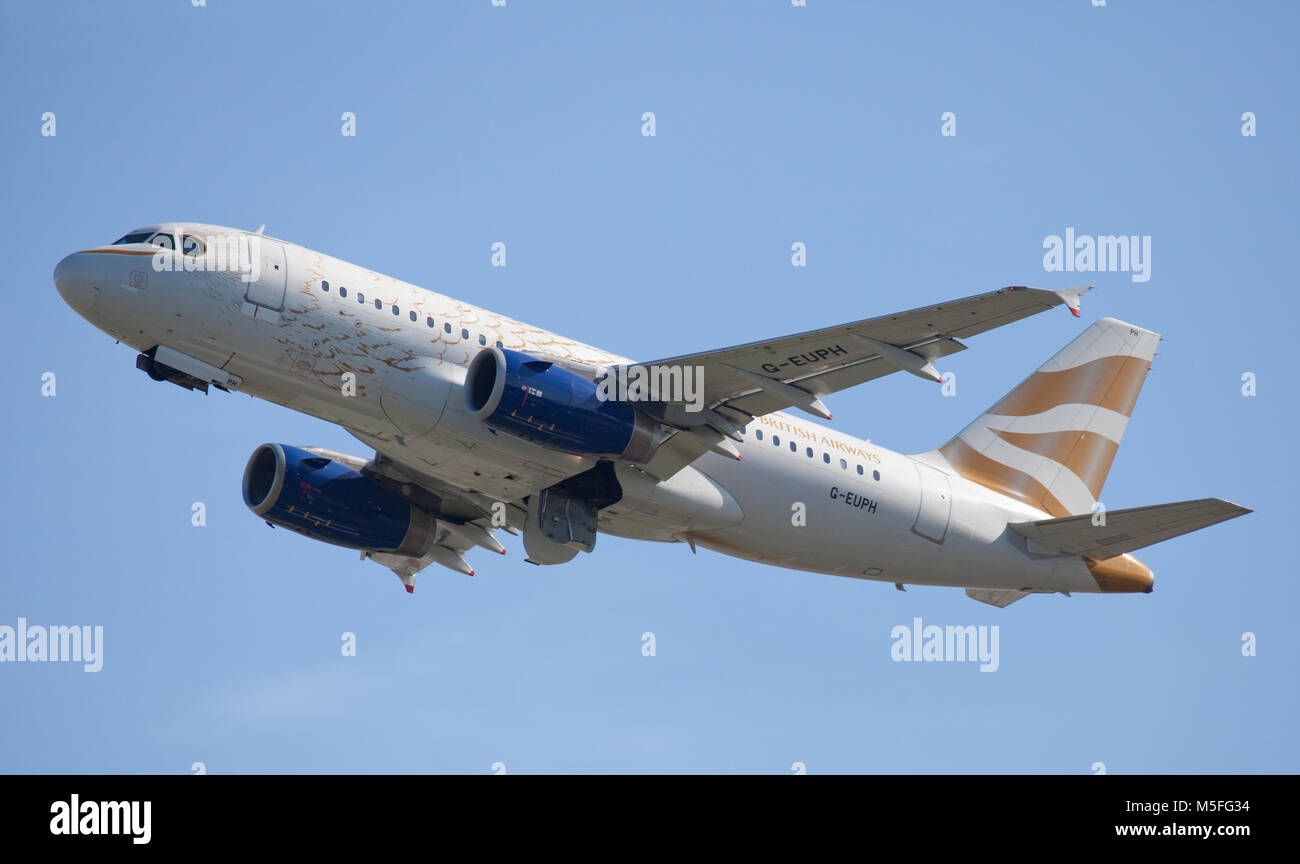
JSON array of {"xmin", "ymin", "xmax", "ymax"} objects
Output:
[
  {"xmin": 465, "ymin": 347, "xmax": 662, "ymax": 463},
  {"xmin": 242, "ymin": 443, "xmax": 435, "ymax": 555}
]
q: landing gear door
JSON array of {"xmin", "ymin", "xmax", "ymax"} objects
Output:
[
  {"xmin": 912, "ymin": 462, "xmax": 952, "ymax": 544},
  {"xmin": 522, "ymin": 489, "xmax": 594, "ymax": 565},
  {"xmin": 244, "ymin": 238, "xmax": 286, "ymax": 311}
]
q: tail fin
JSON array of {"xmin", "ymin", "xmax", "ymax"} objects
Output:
[{"xmin": 928, "ymin": 317, "xmax": 1161, "ymax": 517}]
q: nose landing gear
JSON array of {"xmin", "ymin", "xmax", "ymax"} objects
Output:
[
  {"xmin": 136, "ymin": 348, "xmax": 208, "ymax": 392},
  {"xmin": 135, "ymin": 345, "xmax": 235, "ymax": 394}
]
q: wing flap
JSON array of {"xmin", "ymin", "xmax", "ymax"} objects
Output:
[
  {"xmin": 639, "ymin": 430, "xmax": 715, "ymax": 481},
  {"xmin": 722, "ymin": 337, "xmax": 969, "ymax": 417}
]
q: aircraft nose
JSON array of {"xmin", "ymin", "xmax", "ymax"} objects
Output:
[{"xmin": 54, "ymin": 252, "xmax": 101, "ymax": 314}]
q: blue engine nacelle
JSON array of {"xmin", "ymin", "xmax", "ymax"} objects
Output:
[
  {"xmin": 464, "ymin": 347, "xmax": 663, "ymax": 462},
  {"xmin": 241, "ymin": 443, "xmax": 435, "ymax": 555}
]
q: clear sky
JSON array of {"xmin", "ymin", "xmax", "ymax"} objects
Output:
[{"xmin": 1, "ymin": 0, "xmax": 1295, "ymax": 773}]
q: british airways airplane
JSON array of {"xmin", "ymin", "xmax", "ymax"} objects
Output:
[{"xmin": 54, "ymin": 223, "xmax": 1249, "ymax": 606}]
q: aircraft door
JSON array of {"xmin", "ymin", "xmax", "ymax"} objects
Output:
[
  {"xmin": 244, "ymin": 238, "xmax": 287, "ymax": 311},
  {"xmin": 912, "ymin": 461, "xmax": 952, "ymax": 543}
]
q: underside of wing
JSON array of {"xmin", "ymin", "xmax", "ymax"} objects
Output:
[
  {"xmin": 618, "ymin": 286, "xmax": 1089, "ymax": 442},
  {"xmin": 303, "ymin": 444, "xmax": 517, "ymax": 592}
]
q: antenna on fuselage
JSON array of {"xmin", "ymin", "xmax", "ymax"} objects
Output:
[{"xmin": 254, "ymin": 224, "xmax": 266, "ymax": 235}]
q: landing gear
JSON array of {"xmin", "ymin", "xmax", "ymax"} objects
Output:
[
  {"xmin": 522, "ymin": 462, "xmax": 623, "ymax": 565},
  {"xmin": 135, "ymin": 346, "xmax": 214, "ymax": 393}
]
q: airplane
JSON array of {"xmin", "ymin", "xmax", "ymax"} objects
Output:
[{"xmin": 53, "ymin": 222, "xmax": 1250, "ymax": 606}]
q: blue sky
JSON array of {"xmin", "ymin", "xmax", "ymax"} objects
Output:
[{"xmin": 1, "ymin": 0, "xmax": 1295, "ymax": 773}]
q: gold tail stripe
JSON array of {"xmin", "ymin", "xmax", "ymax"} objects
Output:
[
  {"xmin": 990, "ymin": 355, "xmax": 1151, "ymax": 419},
  {"xmin": 988, "ymin": 428, "xmax": 1119, "ymax": 499},
  {"xmin": 938, "ymin": 437, "xmax": 1071, "ymax": 517}
]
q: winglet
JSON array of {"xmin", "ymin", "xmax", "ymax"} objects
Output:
[{"xmin": 1052, "ymin": 285, "xmax": 1091, "ymax": 318}]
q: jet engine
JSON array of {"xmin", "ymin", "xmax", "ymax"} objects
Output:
[
  {"xmin": 464, "ymin": 347, "xmax": 663, "ymax": 463},
  {"xmin": 241, "ymin": 443, "xmax": 436, "ymax": 556}
]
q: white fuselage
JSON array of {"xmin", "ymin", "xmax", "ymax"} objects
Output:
[{"xmin": 55, "ymin": 224, "xmax": 1104, "ymax": 595}]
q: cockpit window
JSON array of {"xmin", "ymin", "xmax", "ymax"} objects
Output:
[
  {"xmin": 148, "ymin": 233, "xmax": 175, "ymax": 251},
  {"xmin": 112, "ymin": 232, "xmax": 154, "ymax": 245},
  {"xmin": 181, "ymin": 235, "xmax": 205, "ymax": 256}
]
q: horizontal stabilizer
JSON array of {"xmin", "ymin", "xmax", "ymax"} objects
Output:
[
  {"xmin": 1009, "ymin": 498, "xmax": 1251, "ymax": 560},
  {"xmin": 966, "ymin": 588, "xmax": 1031, "ymax": 608}
]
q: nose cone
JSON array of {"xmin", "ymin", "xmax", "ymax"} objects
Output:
[{"xmin": 54, "ymin": 253, "xmax": 101, "ymax": 315}]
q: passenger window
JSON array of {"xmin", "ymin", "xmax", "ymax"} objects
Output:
[
  {"xmin": 357, "ymin": 293, "xmax": 365, "ymax": 303},
  {"xmin": 392, "ymin": 305, "xmax": 400, "ymax": 316},
  {"xmin": 426, "ymin": 317, "xmax": 434, "ymax": 328},
  {"xmin": 495, "ymin": 340, "xmax": 503, "ymax": 348},
  {"xmin": 822, "ymin": 453, "xmax": 830, "ymax": 464},
  {"xmin": 409, "ymin": 311, "xmax": 417, "ymax": 322},
  {"xmin": 375, "ymin": 299, "xmax": 383, "ymax": 310},
  {"xmin": 773, "ymin": 435, "xmax": 780, "ymax": 447},
  {"xmin": 181, "ymin": 235, "xmax": 205, "ymax": 256},
  {"xmin": 322, "ymin": 281, "xmax": 330, "ymax": 292},
  {"xmin": 873, "ymin": 470, "xmax": 881, "ymax": 481},
  {"xmin": 789, "ymin": 441, "xmax": 797, "ymax": 452},
  {"xmin": 444, "ymin": 323, "xmax": 452, "ymax": 334},
  {"xmin": 806, "ymin": 447, "xmax": 813, "ymax": 458},
  {"xmin": 478, "ymin": 334, "xmax": 487, "ymax": 346},
  {"xmin": 840, "ymin": 458, "xmax": 847, "ymax": 469},
  {"xmin": 755, "ymin": 430, "xmax": 763, "ymax": 441},
  {"xmin": 856, "ymin": 464, "xmax": 864, "ymax": 475},
  {"xmin": 339, "ymin": 287, "xmax": 347, "ymax": 298},
  {"xmin": 461, "ymin": 328, "xmax": 469, "ymax": 339}
]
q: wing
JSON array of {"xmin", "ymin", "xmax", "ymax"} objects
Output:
[
  {"xmin": 623, "ymin": 285, "xmax": 1089, "ymax": 478},
  {"xmin": 304, "ymin": 444, "xmax": 519, "ymax": 592}
]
